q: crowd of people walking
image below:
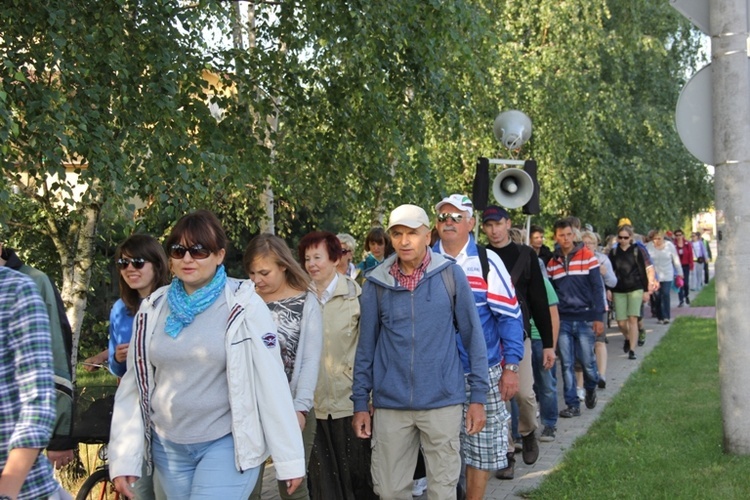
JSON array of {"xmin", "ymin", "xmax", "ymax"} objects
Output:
[{"xmin": 0, "ymin": 201, "xmax": 712, "ymax": 500}]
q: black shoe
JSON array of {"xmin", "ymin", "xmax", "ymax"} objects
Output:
[
  {"xmin": 585, "ymin": 388, "xmax": 597, "ymax": 409},
  {"xmin": 629, "ymin": 350, "xmax": 637, "ymax": 360},
  {"xmin": 495, "ymin": 453, "xmax": 515, "ymax": 480},
  {"xmin": 598, "ymin": 377, "xmax": 606, "ymax": 389},
  {"xmin": 522, "ymin": 432, "xmax": 539, "ymax": 465},
  {"xmin": 559, "ymin": 406, "xmax": 581, "ymax": 418},
  {"xmin": 539, "ymin": 425, "xmax": 556, "ymax": 442},
  {"xmin": 686, "ymin": 297, "xmax": 690, "ymax": 305},
  {"xmin": 678, "ymin": 301, "xmax": 684, "ymax": 308},
  {"xmin": 623, "ymin": 339, "xmax": 630, "ymax": 353}
]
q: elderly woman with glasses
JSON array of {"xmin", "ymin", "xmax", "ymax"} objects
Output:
[
  {"xmin": 108, "ymin": 210, "xmax": 305, "ymax": 499},
  {"xmin": 608, "ymin": 225, "xmax": 649, "ymax": 360}
]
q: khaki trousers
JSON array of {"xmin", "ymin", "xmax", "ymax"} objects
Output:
[
  {"xmin": 517, "ymin": 337, "xmax": 539, "ymax": 437},
  {"xmin": 372, "ymin": 405, "xmax": 462, "ymax": 500}
]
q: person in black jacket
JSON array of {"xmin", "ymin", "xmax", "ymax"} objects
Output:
[{"xmin": 481, "ymin": 206, "xmax": 555, "ymax": 465}]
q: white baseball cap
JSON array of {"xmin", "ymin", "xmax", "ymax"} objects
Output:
[
  {"xmin": 387, "ymin": 204, "xmax": 430, "ymax": 230},
  {"xmin": 434, "ymin": 194, "xmax": 474, "ymax": 217}
]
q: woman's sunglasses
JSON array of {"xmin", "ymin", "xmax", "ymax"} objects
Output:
[
  {"xmin": 169, "ymin": 244, "xmax": 212, "ymax": 260},
  {"xmin": 116, "ymin": 258, "xmax": 147, "ymax": 270}
]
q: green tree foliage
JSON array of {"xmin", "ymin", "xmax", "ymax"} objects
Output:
[
  {"xmin": 1, "ymin": 0, "xmax": 712, "ymax": 357},
  {"xmin": 482, "ymin": 0, "xmax": 711, "ymax": 234}
]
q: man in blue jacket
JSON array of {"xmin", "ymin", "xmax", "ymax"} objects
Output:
[
  {"xmin": 546, "ymin": 219, "xmax": 605, "ymax": 418},
  {"xmin": 352, "ymin": 204, "xmax": 489, "ymax": 500}
]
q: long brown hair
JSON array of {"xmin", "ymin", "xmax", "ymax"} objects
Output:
[
  {"xmin": 244, "ymin": 234, "xmax": 311, "ymax": 292},
  {"xmin": 116, "ymin": 234, "xmax": 170, "ymax": 314}
]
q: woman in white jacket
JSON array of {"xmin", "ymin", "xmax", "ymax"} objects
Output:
[
  {"xmin": 109, "ymin": 210, "xmax": 305, "ymax": 499},
  {"xmin": 244, "ymin": 233, "xmax": 323, "ymax": 500}
]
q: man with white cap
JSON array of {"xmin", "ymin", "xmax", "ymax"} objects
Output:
[
  {"xmin": 352, "ymin": 204, "xmax": 489, "ymax": 500},
  {"xmin": 433, "ymin": 195, "xmax": 524, "ymax": 499}
]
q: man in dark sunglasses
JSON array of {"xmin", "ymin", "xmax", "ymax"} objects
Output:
[
  {"xmin": 0, "ymin": 242, "xmax": 75, "ymax": 471},
  {"xmin": 433, "ymin": 194, "xmax": 524, "ymax": 497}
]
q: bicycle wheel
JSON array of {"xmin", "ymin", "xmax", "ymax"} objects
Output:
[{"xmin": 76, "ymin": 467, "xmax": 120, "ymax": 500}]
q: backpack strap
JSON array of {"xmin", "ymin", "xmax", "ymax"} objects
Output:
[
  {"xmin": 476, "ymin": 244, "xmax": 490, "ymax": 283},
  {"xmin": 439, "ymin": 265, "xmax": 457, "ymax": 330}
]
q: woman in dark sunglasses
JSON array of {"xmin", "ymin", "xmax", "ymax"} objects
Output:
[
  {"xmin": 109, "ymin": 210, "xmax": 305, "ymax": 500},
  {"xmin": 608, "ymin": 225, "xmax": 649, "ymax": 360},
  {"xmin": 84, "ymin": 234, "xmax": 169, "ymax": 499},
  {"xmin": 84, "ymin": 234, "xmax": 169, "ymax": 378}
]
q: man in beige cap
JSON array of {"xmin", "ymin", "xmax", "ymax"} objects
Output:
[{"xmin": 352, "ymin": 204, "xmax": 489, "ymax": 500}]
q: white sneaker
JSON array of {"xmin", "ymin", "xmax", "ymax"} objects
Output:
[
  {"xmin": 412, "ymin": 477, "xmax": 427, "ymax": 497},
  {"xmin": 577, "ymin": 387, "xmax": 585, "ymax": 401}
]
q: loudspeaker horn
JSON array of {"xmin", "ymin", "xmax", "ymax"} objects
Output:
[
  {"xmin": 493, "ymin": 110, "xmax": 532, "ymax": 150},
  {"xmin": 492, "ymin": 168, "xmax": 534, "ymax": 209}
]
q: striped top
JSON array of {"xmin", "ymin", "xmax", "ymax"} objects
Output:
[
  {"xmin": 546, "ymin": 243, "xmax": 605, "ymax": 322},
  {"xmin": 434, "ymin": 237, "xmax": 524, "ymax": 368}
]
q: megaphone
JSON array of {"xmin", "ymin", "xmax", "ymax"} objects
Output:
[
  {"xmin": 493, "ymin": 110, "xmax": 532, "ymax": 150},
  {"xmin": 492, "ymin": 168, "xmax": 534, "ymax": 209}
]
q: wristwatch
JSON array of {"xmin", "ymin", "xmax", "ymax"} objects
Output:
[{"xmin": 503, "ymin": 363, "xmax": 519, "ymax": 373}]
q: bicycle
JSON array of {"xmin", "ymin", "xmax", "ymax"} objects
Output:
[
  {"xmin": 71, "ymin": 383, "xmax": 119, "ymax": 500},
  {"xmin": 75, "ymin": 444, "xmax": 119, "ymax": 500}
]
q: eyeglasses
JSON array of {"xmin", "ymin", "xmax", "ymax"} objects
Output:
[
  {"xmin": 617, "ymin": 235, "xmax": 630, "ymax": 240},
  {"xmin": 437, "ymin": 212, "xmax": 464, "ymax": 223},
  {"xmin": 116, "ymin": 258, "xmax": 147, "ymax": 270},
  {"xmin": 169, "ymin": 244, "xmax": 212, "ymax": 260},
  {"xmin": 674, "ymin": 233, "xmax": 683, "ymax": 237}
]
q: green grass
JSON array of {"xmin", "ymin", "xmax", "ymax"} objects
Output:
[
  {"xmin": 524, "ymin": 316, "xmax": 750, "ymax": 499},
  {"xmin": 691, "ymin": 278, "xmax": 716, "ymax": 307}
]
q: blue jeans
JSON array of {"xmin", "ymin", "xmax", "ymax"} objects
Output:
[
  {"xmin": 531, "ymin": 339, "xmax": 558, "ymax": 428},
  {"xmin": 558, "ymin": 320, "xmax": 599, "ymax": 408},
  {"xmin": 152, "ymin": 433, "xmax": 260, "ymax": 500},
  {"xmin": 679, "ymin": 265, "xmax": 690, "ymax": 302},
  {"xmin": 655, "ymin": 281, "xmax": 672, "ymax": 320}
]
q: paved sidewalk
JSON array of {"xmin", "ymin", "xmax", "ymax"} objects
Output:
[{"xmin": 259, "ymin": 286, "xmax": 716, "ymax": 499}]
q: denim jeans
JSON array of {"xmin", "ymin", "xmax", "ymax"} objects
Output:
[
  {"xmin": 655, "ymin": 281, "xmax": 672, "ymax": 320},
  {"xmin": 531, "ymin": 339, "xmax": 558, "ymax": 428},
  {"xmin": 152, "ymin": 433, "xmax": 260, "ymax": 499},
  {"xmin": 679, "ymin": 265, "xmax": 691, "ymax": 302},
  {"xmin": 557, "ymin": 320, "xmax": 599, "ymax": 408}
]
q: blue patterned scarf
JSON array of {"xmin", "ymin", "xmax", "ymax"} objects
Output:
[{"xmin": 165, "ymin": 265, "xmax": 227, "ymax": 338}]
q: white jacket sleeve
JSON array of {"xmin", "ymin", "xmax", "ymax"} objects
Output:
[
  {"xmin": 291, "ymin": 293, "xmax": 323, "ymax": 412},
  {"xmin": 108, "ymin": 357, "xmax": 145, "ymax": 480}
]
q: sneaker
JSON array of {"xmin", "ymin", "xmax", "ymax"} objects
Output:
[
  {"xmin": 657, "ymin": 319, "xmax": 664, "ymax": 324},
  {"xmin": 678, "ymin": 301, "xmax": 684, "ymax": 308},
  {"xmin": 577, "ymin": 387, "xmax": 585, "ymax": 401},
  {"xmin": 412, "ymin": 477, "xmax": 427, "ymax": 497},
  {"xmin": 559, "ymin": 406, "xmax": 581, "ymax": 418},
  {"xmin": 598, "ymin": 377, "xmax": 606, "ymax": 389},
  {"xmin": 539, "ymin": 425, "xmax": 556, "ymax": 442},
  {"xmin": 664, "ymin": 319, "xmax": 670, "ymax": 324},
  {"xmin": 495, "ymin": 453, "xmax": 515, "ymax": 480},
  {"xmin": 522, "ymin": 432, "xmax": 539, "ymax": 465},
  {"xmin": 623, "ymin": 339, "xmax": 630, "ymax": 353},
  {"xmin": 585, "ymin": 388, "xmax": 597, "ymax": 409},
  {"xmin": 638, "ymin": 329, "xmax": 646, "ymax": 346},
  {"xmin": 629, "ymin": 350, "xmax": 637, "ymax": 360}
]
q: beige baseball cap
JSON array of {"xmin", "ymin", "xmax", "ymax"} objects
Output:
[{"xmin": 387, "ymin": 204, "xmax": 430, "ymax": 230}]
